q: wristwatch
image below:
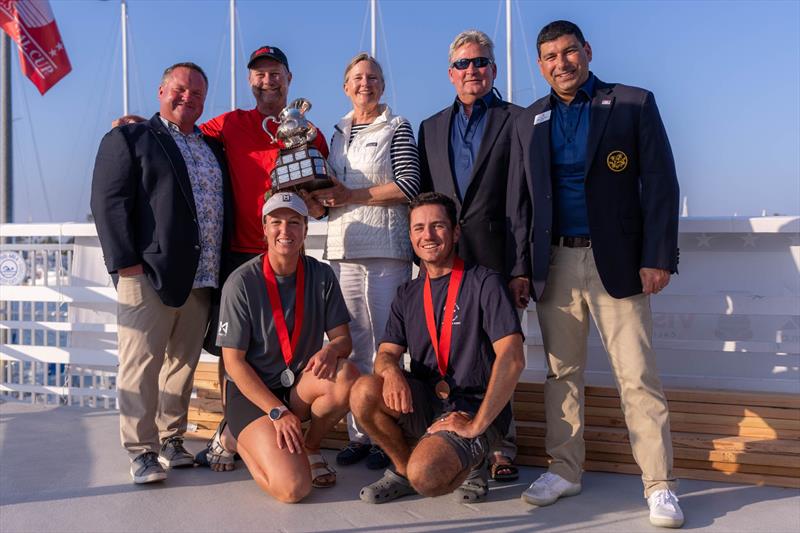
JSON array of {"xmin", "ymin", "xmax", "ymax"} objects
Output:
[{"xmin": 268, "ymin": 405, "xmax": 289, "ymax": 421}]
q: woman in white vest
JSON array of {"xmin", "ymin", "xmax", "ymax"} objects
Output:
[{"xmin": 305, "ymin": 53, "xmax": 420, "ymax": 470}]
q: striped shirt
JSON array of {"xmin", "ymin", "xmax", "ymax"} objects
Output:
[{"xmin": 348, "ymin": 120, "xmax": 420, "ymax": 200}]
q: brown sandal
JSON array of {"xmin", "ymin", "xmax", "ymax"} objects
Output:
[
  {"xmin": 489, "ymin": 457, "xmax": 519, "ymax": 482},
  {"xmin": 307, "ymin": 453, "xmax": 336, "ymax": 488}
]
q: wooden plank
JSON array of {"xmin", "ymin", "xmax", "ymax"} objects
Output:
[
  {"xmin": 194, "ymin": 379, "xmax": 221, "ymax": 391},
  {"xmin": 666, "ymin": 411, "xmax": 799, "ymax": 431},
  {"xmin": 663, "ymin": 389, "xmax": 800, "ymax": 410},
  {"xmin": 514, "ymin": 392, "xmax": 800, "ymax": 420},
  {"xmin": 516, "ymin": 382, "xmax": 544, "ymax": 393},
  {"xmin": 512, "ymin": 403, "xmax": 800, "ymax": 430},
  {"xmin": 670, "ymin": 433, "xmax": 800, "ymax": 455},
  {"xmin": 196, "ymin": 362, "xmax": 218, "ymax": 373},
  {"xmin": 188, "ymin": 407, "xmax": 224, "ymax": 424},
  {"xmin": 190, "ymin": 397, "xmax": 223, "ymax": 413},
  {"xmin": 516, "ymin": 382, "xmax": 800, "ymax": 410},
  {"xmin": 519, "ymin": 436, "xmax": 800, "ymax": 469},
  {"xmin": 664, "ymin": 401, "xmax": 799, "ymax": 421},
  {"xmin": 514, "ymin": 455, "xmax": 800, "ymax": 489},
  {"xmin": 193, "ymin": 370, "xmax": 219, "ymax": 381},
  {"xmin": 580, "ymin": 450, "xmax": 800, "ymax": 477},
  {"xmin": 583, "ymin": 416, "xmax": 800, "ymax": 440},
  {"xmin": 515, "ymin": 410, "xmax": 800, "ymax": 439},
  {"xmin": 197, "ymin": 389, "xmax": 221, "ymax": 400},
  {"xmin": 518, "ymin": 447, "xmax": 800, "ymax": 479},
  {"xmin": 583, "ymin": 451, "xmax": 800, "ymax": 478}
]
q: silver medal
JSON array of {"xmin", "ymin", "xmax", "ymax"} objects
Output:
[{"xmin": 280, "ymin": 368, "xmax": 295, "ymax": 388}]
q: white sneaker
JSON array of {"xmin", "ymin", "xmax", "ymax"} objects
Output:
[
  {"xmin": 521, "ymin": 471, "xmax": 581, "ymax": 506},
  {"xmin": 648, "ymin": 489, "xmax": 685, "ymax": 528}
]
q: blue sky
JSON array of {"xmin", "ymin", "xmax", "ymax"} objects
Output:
[{"xmin": 6, "ymin": 0, "xmax": 800, "ymax": 222}]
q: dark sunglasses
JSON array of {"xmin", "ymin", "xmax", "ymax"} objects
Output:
[{"xmin": 450, "ymin": 57, "xmax": 493, "ymax": 70}]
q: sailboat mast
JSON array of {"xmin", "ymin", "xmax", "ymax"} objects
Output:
[
  {"xmin": 0, "ymin": 33, "xmax": 11, "ymax": 223},
  {"xmin": 121, "ymin": 0, "xmax": 129, "ymax": 115},
  {"xmin": 230, "ymin": 0, "xmax": 236, "ymax": 111},
  {"xmin": 506, "ymin": 0, "xmax": 512, "ymax": 103},
  {"xmin": 370, "ymin": 0, "xmax": 376, "ymax": 57}
]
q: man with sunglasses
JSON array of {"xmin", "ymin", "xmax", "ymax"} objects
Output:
[{"xmin": 417, "ymin": 29, "xmax": 524, "ymax": 482}]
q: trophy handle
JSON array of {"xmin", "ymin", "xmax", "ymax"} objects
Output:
[
  {"xmin": 305, "ymin": 123, "xmax": 318, "ymax": 143},
  {"xmin": 289, "ymin": 98, "xmax": 312, "ymax": 115},
  {"xmin": 262, "ymin": 116, "xmax": 278, "ymax": 143}
]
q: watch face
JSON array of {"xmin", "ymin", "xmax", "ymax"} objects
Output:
[{"xmin": 269, "ymin": 407, "xmax": 283, "ymax": 421}]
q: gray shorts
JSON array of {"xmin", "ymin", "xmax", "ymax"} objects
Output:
[{"xmin": 397, "ymin": 375, "xmax": 502, "ymax": 471}]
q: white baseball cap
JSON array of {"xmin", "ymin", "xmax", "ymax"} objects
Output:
[{"xmin": 262, "ymin": 191, "xmax": 309, "ymax": 218}]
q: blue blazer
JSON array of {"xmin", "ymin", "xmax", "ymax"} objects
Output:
[
  {"xmin": 90, "ymin": 114, "xmax": 232, "ymax": 307},
  {"xmin": 419, "ymin": 96, "xmax": 522, "ymax": 277},
  {"xmin": 507, "ymin": 77, "xmax": 679, "ymax": 300}
]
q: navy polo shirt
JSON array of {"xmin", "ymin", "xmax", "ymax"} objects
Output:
[
  {"xmin": 449, "ymin": 91, "xmax": 496, "ymax": 199},
  {"xmin": 381, "ymin": 262, "xmax": 522, "ymax": 433},
  {"xmin": 550, "ymin": 74, "xmax": 596, "ymax": 237}
]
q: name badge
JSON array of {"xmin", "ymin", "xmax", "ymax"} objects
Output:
[{"xmin": 534, "ymin": 110, "xmax": 551, "ymax": 125}]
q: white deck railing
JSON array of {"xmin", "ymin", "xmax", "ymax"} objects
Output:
[{"xmin": 1, "ymin": 217, "xmax": 798, "ymax": 408}]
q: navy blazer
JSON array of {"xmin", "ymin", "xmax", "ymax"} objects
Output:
[
  {"xmin": 90, "ymin": 114, "xmax": 232, "ymax": 307},
  {"xmin": 507, "ymin": 77, "xmax": 679, "ymax": 300},
  {"xmin": 419, "ymin": 96, "xmax": 522, "ymax": 277}
]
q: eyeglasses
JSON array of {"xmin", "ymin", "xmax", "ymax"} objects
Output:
[{"xmin": 450, "ymin": 57, "xmax": 493, "ymax": 70}]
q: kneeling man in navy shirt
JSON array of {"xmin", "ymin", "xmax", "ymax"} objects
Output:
[{"xmin": 351, "ymin": 192, "xmax": 525, "ymax": 503}]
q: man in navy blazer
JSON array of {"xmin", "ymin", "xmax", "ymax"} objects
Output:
[
  {"xmin": 418, "ymin": 29, "xmax": 523, "ymax": 482},
  {"xmin": 91, "ymin": 62, "xmax": 231, "ymax": 485},
  {"xmin": 507, "ymin": 21, "xmax": 683, "ymax": 528}
]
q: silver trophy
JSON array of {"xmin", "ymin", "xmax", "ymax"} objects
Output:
[{"xmin": 263, "ymin": 98, "xmax": 334, "ymax": 192}]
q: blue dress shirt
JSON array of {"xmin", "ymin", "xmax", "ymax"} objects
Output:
[
  {"xmin": 550, "ymin": 74, "xmax": 595, "ymax": 237},
  {"xmin": 449, "ymin": 91, "xmax": 495, "ymax": 199}
]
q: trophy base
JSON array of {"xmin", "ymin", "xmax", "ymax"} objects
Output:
[
  {"xmin": 276, "ymin": 173, "xmax": 334, "ymax": 193},
  {"xmin": 271, "ymin": 146, "xmax": 335, "ymax": 193}
]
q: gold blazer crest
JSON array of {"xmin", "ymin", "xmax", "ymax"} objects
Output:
[{"xmin": 607, "ymin": 150, "xmax": 628, "ymax": 172}]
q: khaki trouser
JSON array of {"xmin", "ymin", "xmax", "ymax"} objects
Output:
[
  {"xmin": 537, "ymin": 246, "xmax": 676, "ymax": 497},
  {"xmin": 116, "ymin": 274, "xmax": 210, "ymax": 459}
]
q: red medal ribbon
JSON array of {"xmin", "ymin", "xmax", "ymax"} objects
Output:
[
  {"xmin": 262, "ymin": 255, "xmax": 305, "ymax": 367},
  {"xmin": 423, "ymin": 256, "xmax": 464, "ymax": 378}
]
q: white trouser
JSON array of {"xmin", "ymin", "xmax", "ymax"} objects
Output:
[{"xmin": 330, "ymin": 258, "xmax": 411, "ymax": 443}]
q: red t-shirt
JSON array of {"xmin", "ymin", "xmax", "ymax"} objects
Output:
[{"xmin": 201, "ymin": 108, "xmax": 329, "ymax": 253}]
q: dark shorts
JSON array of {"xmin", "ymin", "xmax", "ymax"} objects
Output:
[
  {"xmin": 224, "ymin": 380, "xmax": 291, "ymax": 439},
  {"xmin": 397, "ymin": 375, "xmax": 502, "ymax": 471}
]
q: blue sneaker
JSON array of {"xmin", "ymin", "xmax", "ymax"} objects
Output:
[
  {"xmin": 130, "ymin": 452, "xmax": 167, "ymax": 484},
  {"xmin": 365, "ymin": 445, "xmax": 391, "ymax": 470},
  {"xmin": 336, "ymin": 441, "xmax": 370, "ymax": 466}
]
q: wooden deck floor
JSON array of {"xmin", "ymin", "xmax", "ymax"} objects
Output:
[{"xmin": 2, "ymin": 401, "xmax": 799, "ymax": 533}]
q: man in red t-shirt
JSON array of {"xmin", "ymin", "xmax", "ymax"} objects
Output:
[
  {"xmin": 196, "ymin": 46, "xmax": 329, "ymax": 472},
  {"xmin": 201, "ymin": 45, "xmax": 329, "ymax": 261}
]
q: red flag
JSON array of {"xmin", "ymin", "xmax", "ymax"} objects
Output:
[{"xmin": 0, "ymin": 0, "xmax": 71, "ymax": 94}]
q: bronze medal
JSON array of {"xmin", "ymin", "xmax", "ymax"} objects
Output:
[
  {"xmin": 424, "ymin": 257, "xmax": 464, "ymax": 402},
  {"xmin": 435, "ymin": 379, "xmax": 451, "ymax": 400}
]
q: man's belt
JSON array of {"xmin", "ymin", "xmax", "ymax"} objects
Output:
[{"xmin": 552, "ymin": 235, "xmax": 592, "ymax": 248}]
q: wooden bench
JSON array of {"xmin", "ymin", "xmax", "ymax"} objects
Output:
[{"xmin": 187, "ymin": 362, "xmax": 800, "ymax": 488}]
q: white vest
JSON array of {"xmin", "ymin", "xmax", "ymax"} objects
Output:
[{"xmin": 325, "ymin": 105, "xmax": 412, "ymax": 262}]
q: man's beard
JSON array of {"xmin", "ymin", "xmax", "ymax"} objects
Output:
[{"xmin": 252, "ymin": 87, "xmax": 284, "ymax": 107}]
